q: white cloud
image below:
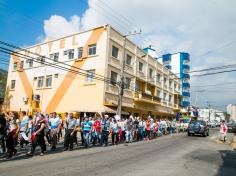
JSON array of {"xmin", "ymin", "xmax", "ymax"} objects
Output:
[
  {"xmin": 42, "ymin": 15, "xmax": 81, "ymax": 41},
  {"xmin": 40, "ymin": 0, "xmax": 236, "ymax": 109}
]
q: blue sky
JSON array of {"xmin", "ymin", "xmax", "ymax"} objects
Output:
[{"xmin": 0, "ymin": 0, "xmax": 88, "ymax": 70}]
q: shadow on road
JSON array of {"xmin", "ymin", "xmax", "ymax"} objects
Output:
[{"xmin": 216, "ymin": 150, "xmax": 236, "ymax": 176}]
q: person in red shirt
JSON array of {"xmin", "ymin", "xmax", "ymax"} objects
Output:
[{"xmin": 92, "ymin": 114, "xmax": 101, "ymax": 146}]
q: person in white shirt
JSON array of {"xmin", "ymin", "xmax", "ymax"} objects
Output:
[
  {"xmin": 49, "ymin": 112, "xmax": 61, "ymax": 150},
  {"xmin": 19, "ymin": 111, "xmax": 29, "ymax": 148}
]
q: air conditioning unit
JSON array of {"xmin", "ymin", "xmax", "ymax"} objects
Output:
[
  {"xmin": 32, "ymin": 94, "xmax": 40, "ymax": 101},
  {"xmin": 22, "ymin": 97, "xmax": 29, "ymax": 103}
]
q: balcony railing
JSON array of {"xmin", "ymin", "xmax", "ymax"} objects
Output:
[
  {"xmin": 134, "ymin": 92, "xmax": 161, "ymax": 103},
  {"xmin": 182, "ymin": 83, "xmax": 190, "ymax": 88}
]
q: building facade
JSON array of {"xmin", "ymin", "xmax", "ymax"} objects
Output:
[
  {"xmin": 161, "ymin": 52, "xmax": 190, "ymax": 108},
  {"xmin": 198, "ymin": 108, "xmax": 225, "ymax": 122},
  {"xmin": 227, "ymin": 104, "xmax": 236, "ymax": 121},
  {"xmin": 5, "ymin": 25, "xmax": 181, "ymax": 118}
]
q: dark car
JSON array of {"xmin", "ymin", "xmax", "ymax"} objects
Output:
[
  {"xmin": 227, "ymin": 121, "xmax": 236, "ymax": 133},
  {"xmin": 187, "ymin": 120, "xmax": 209, "ymax": 137}
]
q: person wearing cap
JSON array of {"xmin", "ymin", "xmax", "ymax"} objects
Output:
[
  {"xmin": 64, "ymin": 113, "xmax": 78, "ymax": 151},
  {"xmin": 27, "ymin": 113, "xmax": 46, "ymax": 156},
  {"xmin": 49, "ymin": 112, "xmax": 62, "ymax": 150},
  {"xmin": 81, "ymin": 116, "xmax": 93, "ymax": 148},
  {"xmin": 100, "ymin": 114, "xmax": 110, "ymax": 146}
]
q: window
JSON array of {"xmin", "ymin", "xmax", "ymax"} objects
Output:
[
  {"xmin": 125, "ymin": 77, "xmax": 131, "ymax": 89},
  {"xmin": 163, "ymin": 93, "xmax": 167, "ymax": 101},
  {"xmin": 169, "ymin": 80, "xmax": 172, "ymax": 88},
  {"xmin": 46, "ymin": 75, "xmax": 52, "ymax": 87},
  {"xmin": 149, "ymin": 68, "xmax": 153, "ymax": 78},
  {"xmin": 68, "ymin": 49, "xmax": 74, "ymax": 59},
  {"xmin": 174, "ymin": 83, "xmax": 177, "ymax": 90},
  {"xmin": 156, "ymin": 74, "xmax": 161, "ymax": 82},
  {"xmin": 110, "ymin": 71, "xmax": 118, "ymax": 86},
  {"xmin": 20, "ymin": 61, "xmax": 24, "ymax": 69},
  {"xmin": 37, "ymin": 76, "xmax": 44, "ymax": 88},
  {"xmin": 10, "ymin": 80, "xmax": 16, "ymax": 89},
  {"xmin": 27, "ymin": 59, "xmax": 33, "ymax": 68},
  {"xmin": 88, "ymin": 44, "xmax": 96, "ymax": 55},
  {"xmin": 164, "ymin": 77, "xmax": 167, "ymax": 84},
  {"xmin": 112, "ymin": 46, "xmax": 119, "ymax": 58},
  {"xmin": 78, "ymin": 47, "xmax": 83, "ymax": 59},
  {"xmin": 169, "ymin": 95, "xmax": 172, "ymax": 102},
  {"xmin": 85, "ymin": 70, "xmax": 95, "ymax": 83},
  {"xmin": 50, "ymin": 53, "xmax": 59, "ymax": 62},
  {"xmin": 126, "ymin": 54, "xmax": 132, "ymax": 65},
  {"xmin": 157, "ymin": 90, "xmax": 161, "ymax": 98},
  {"xmin": 13, "ymin": 62, "xmax": 17, "ymax": 71},
  {"xmin": 139, "ymin": 62, "xmax": 143, "ymax": 72},
  {"xmin": 39, "ymin": 56, "xmax": 45, "ymax": 65}
]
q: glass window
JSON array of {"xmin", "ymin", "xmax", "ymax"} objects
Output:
[
  {"xmin": 78, "ymin": 47, "xmax": 83, "ymax": 59},
  {"xmin": 139, "ymin": 62, "xmax": 143, "ymax": 72},
  {"xmin": 39, "ymin": 56, "xmax": 45, "ymax": 65},
  {"xmin": 110, "ymin": 71, "xmax": 117, "ymax": 86},
  {"xmin": 163, "ymin": 93, "xmax": 167, "ymax": 101},
  {"xmin": 46, "ymin": 75, "xmax": 52, "ymax": 87},
  {"xmin": 157, "ymin": 90, "xmax": 161, "ymax": 98},
  {"xmin": 50, "ymin": 53, "xmax": 59, "ymax": 62},
  {"xmin": 37, "ymin": 76, "xmax": 44, "ymax": 88},
  {"xmin": 149, "ymin": 68, "xmax": 153, "ymax": 78},
  {"xmin": 88, "ymin": 44, "xmax": 96, "ymax": 55},
  {"xmin": 27, "ymin": 59, "xmax": 33, "ymax": 68},
  {"xmin": 86, "ymin": 70, "xmax": 95, "ymax": 83},
  {"xmin": 126, "ymin": 54, "xmax": 132, "ymax": 65},
  {"xmin": 164, "ymin": 77, "xmax": 167, "ymax": 84},
  {"xmin": 169, "ymin": 80, "xmax": 172, "ymax": 88},
  {"xmin": 10, "ymin": 80, "xmax": 16, "ymax": 89},
  {"xmin": 169, "ymin": 95, "xmax": 172, "ymax": 102},
  {"xmin": 68, "ymin": 49, "xmax": 74, "ymax": 59},
  {"xmin": 112, "ymin": 46, "xmax": 119, "ymax": 58},
  {"xmin": 20, "ymin": 61, "xmax": 24, "ymax": 69},
  {"xmin": 13, "ymin": 62, "xmax": 17, "ymax": 71},
  {"xmin": 156, "ymin": 74, "xmax": 161, "ymax": 82},
  {"xmin": 125, "ymin": 77, "xmax": 131, "ymax": 89}
]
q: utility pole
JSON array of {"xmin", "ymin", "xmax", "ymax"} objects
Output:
[
  {"xmin": 207, "ymin": 101, "xmax": 211, "ymax": 122},
  {"xmin": 116, "ymin": 30, "xmax": 141, "ymax": 118}
]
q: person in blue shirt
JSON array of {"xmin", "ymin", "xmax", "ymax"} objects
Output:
[
  {"xmin": 111, "ymin": 119, "xmax": 119, "ymax": 145},
  {"xmin": 82, "ymin": 116, "xmax": 93, "ymax": 148},
  {"xmin": 100, "ymin": 115, "xmax": 110, "ymax": 147}
]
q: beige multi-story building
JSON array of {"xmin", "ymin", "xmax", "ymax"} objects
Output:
[{"xmin": 5, "ymin": 25, "xmax": 181, "ymax": 118}]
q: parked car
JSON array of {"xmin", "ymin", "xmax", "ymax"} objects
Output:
[
  {"xmin": 227, "ymin": 121, "xmax": 236, "ymax": 133},
  {"xmin": 187, "ymin": 120, "xmax": 209, "ymax": 137}
]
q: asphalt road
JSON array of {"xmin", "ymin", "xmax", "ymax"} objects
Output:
[{"xmin": 0, "ymin": 129, "xmax": 235, "ymax": 176}]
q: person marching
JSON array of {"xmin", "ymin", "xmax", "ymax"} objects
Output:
[
  {"xmin": 111, "ymin": 119, "xmax": 119, "ymax": 145},
  {"xmin": 49, "ymin": 112, "xmax": 62, "ymax": 150},
  {"xmin": 64, "ymin": 113, "xmax": 78, "ymax": 151},
  {"xmin": 220, "ymin": 120, "xmax": 228, "ymax": 142},
  {"xmin": 100, "ymin": 115, "xmax": 110, "ymax": 147},
  {"xmin": 6, "ymin": 112, "xmax": 20, "ymax": 159},
  {"xmin": 81, "ymin": 116, "xmax": 93, "ymax": 148},
  {"xmin": 19, "ymin": 111, "xmax": 29, "ymax": 148},
  {"xmin": 27, "ymin": 113, "xmax": 46, "ymax": 156},
  {"xmin": 92, "ymin": 114, "xmax": 101, "ymax": 146}
]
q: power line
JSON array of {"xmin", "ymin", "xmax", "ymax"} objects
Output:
[
  {"xmin": 191, "ymin": 81, "xmax": 236, "ymax": 87},
  {"xmin": 192, "ymin": 69, "xmax": 236, "ymax": 77},
  {"xmin": 0, "ymin": 40, "xmax": 111, "ymax": 82}
]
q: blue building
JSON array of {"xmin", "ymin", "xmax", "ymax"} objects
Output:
[{"xmin": 162, "ymin": 52, "xmax": 190, "ymax": 108}]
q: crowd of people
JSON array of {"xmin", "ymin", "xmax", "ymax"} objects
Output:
[{"xmin": 0, "ymin": 111, "xmax": 184, "ymax": 159}]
